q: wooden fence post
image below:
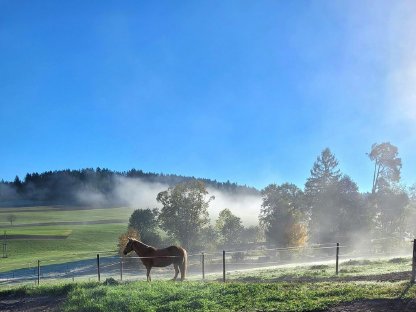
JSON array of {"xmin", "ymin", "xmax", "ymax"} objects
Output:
[
  {"xmin": 120, "ymin": 258, "xmax": 123, "ymax": 281},
  {"xmin": 336, "ymin": 243, "xmax": 339, "ymax": 275},
  {"xmin": 37, "ymin": 260, "xmax": 40, "ymax": 285},
  {"xmin": 97, "ymin": 254, "xmax": 100, "ymax": 282},
  {"xmin": 223, "ymin": 250, "xmax": 226, "ymax": 283},
  {"xmin": 202, "ymin": 252, "xmax": 205, "ymax": 280},
  {"xmin": 412, "ymin": 239, "xmax": 416, "ymax": 283}
]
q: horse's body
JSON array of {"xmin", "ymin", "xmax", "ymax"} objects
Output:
[{"xmin": 123, "ymin": 238, "xmax": 187, "ymax": 281}]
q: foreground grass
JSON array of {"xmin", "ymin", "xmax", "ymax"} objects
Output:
[{"xmin": 1, "ymin": 280, "xmax": 416, "ymax": 312}]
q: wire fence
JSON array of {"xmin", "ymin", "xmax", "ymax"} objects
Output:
[{"xmin": 1, "ymin": 240, "xmax": 415, "ymax": 286}]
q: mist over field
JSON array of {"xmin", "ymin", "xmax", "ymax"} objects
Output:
[
  {"xmin": 207, "ymin": 187, "xmax": 262, "ymax": 226},
  {"xmin": 79, "ymin": 176, "xmax": 262, "ymax": 226}
]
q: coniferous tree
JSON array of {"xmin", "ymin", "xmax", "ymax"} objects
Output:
[
  {"xmin": 305, "ymin": 148, "xmax": 364, "ymax": 244},
  {"xmin": 305, "ymin": 148, "xmax": 342, "ymax": 243}
]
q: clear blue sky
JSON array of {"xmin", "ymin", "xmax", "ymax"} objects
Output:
[{"xmin": 1, "ymin": 0, "xmax": 416, "ymax": 191}]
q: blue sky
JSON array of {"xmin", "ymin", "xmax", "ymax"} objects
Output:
[{"xmin": 1, "ymin": 0, "xmax": 416, "ymax": 191}]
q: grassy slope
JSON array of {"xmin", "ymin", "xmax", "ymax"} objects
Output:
[
  {"xmin": 0, "ymin": 207, "xmax": 132, "ymax": 225},
  {"xmin": 0, "ymin": 206, "xmax": 133, "ymax": 271}
]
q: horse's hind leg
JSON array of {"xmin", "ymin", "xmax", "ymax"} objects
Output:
[
  {"xmin": 146, "ymin": 266, "xmax": 152, "ymax": 282},
  {"xmin": 172, "ymin": 263, "xmax": 179, "ymax": 281},
  {"xmin": 180, "ymin": 259, "xmax": 186, "ymax": 281}
]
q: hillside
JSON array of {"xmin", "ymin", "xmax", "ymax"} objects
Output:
[{"xmin": 0, "ymin": 168, "xmax": 259, "ymax": 207}]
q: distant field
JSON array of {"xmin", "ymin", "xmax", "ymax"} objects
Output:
[{"xmin": 0, "ymin": 206, "xmax": 134, "ymax": 272}]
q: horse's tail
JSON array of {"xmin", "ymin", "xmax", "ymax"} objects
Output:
[{"xmin": 180, "ymin": 248, "xmax": 187, "ymax": 281}]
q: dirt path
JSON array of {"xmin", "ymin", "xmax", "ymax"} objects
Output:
[
  {"xmin": 2, "ymin": 295, "xmax": 416, "ymax": 312},
  {"xmin": 234, "ymin": 270, "xmax": 412, "ymax": 283},
  {"xmin": 0, "ymin": 294, "xmax": 65, "ymax": 312},
  {"xmin": 323, "ymin": 298, "xmax": 416, "ymax": 312}
]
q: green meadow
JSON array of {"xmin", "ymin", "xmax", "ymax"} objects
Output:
[
  {"xmin": 61, "ymin": 281, "xmax": 416, "ymax": 312},
  {"xmin": 2, "ymin": 278, "xmax": 416, "ymax": 312},
  {"xmin": 1, "ymin": 255, "xmax": 415, "ymax": 311},
  {"xmin": 0, "ymin": 206, "xmax": 134, "ymax": 271}
]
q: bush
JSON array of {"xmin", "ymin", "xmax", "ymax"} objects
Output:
[
  {"xmin": 118, "ymin": 228, "xmax": 140, "ymax": 256},
  {"xmin": 388, "ymin": 257, "xmax": 408, "ymax": 264},
  {"xmin": 103, "ymin": 278, "xmax": 119, "ymax": 286},
  {"xmin": 231, "ymin": 252, "xmax": 245, "ymax": 263}
]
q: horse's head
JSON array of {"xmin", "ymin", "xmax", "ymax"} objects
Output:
[{"xmin": 123, "ymin": 237, "xmax": 134, "ymax": 255}]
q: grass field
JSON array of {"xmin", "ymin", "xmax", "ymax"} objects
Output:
[
  {"xmin": 0, "ymin": 206, "xmax": 134, "ymax": 272},
  {"xmin": 1, "ymin": 274, "xmax": 415, "ymax": 311},
  {"xmin": 62, "ymin": 281, "xmax": 416, "ymax": 312},
  {"xmin": 0, "ymin": 256, "xmax": 415, "ymax": 311}
]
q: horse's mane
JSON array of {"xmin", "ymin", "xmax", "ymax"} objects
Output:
[{"xmin": 130, "ymin": 238, "xmax": 154, "ymax": 249}]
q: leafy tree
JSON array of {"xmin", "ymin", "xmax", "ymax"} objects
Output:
[
  {"xmin": 367, "ymin": 143, "xmax": 406, "ymax": 250},
  {"xmin": 336, "ymin": 176, "xmax": 367, "ymax": 239},
  {"xmin": 368, "ymin": 142, "xmax": 401, "ymax": 194},
  {"xmin": 198, "ymin": 225, "xmax": 219, "ymax": 251},
  {"xmin": 259, "ymin": 183, "xmax": 307, "ymax": 247},
  {"xmin": 371, "ymin": 187, "xmax": 408, "ymax": 241},
  {"xmin": 240, "ymin": 225, "xmax": 264, "ymax": 244},
  {"xmin": 6, "ymin": 214, "xmax": 16, "ymax": 226},
  {"xmin": 157, "ymin": 180, "xmax": 214, "ymax": 250},
  {"xmin": 118, "ymin": 228, "xmax": 140, "ymax": 256},
  {"xmin": 128, "ymin": 208, "xmax": 161, "ymax": 246},
  {"xmin": 403, "ymin": 184, "xmax": 416, "ymax": 240},
  {"xmin": 215, "ymin": 209, "xmax": 244, "ymax": 247}
]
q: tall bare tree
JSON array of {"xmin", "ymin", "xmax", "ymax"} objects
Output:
[
  {"xmin": 368, "ymin": 142, "xmax": 401, "ymax": 194},
  {"xmin": 6, "ymin": 214, "xmax": 16, "ymax": 226}
]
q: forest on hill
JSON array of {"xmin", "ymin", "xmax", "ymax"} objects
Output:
[{"xmin": 0, "ymin": 167, "xmax": 258, "ymax": 207}]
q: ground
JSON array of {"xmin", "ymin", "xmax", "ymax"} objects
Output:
[
  {"xmin": 324, "ymin": 298, "xmax": 416, "ymax": 312},
  {"xmin": 0, "ymin": 264, "xmax": 414, "ymax": 311},
  {"xmin": 0, "ymin": 294, "xmax": 65, "ymax": 312},
  {"xmin": 1, "ymin": 295, "xmax": 416, "ymax": 312}
]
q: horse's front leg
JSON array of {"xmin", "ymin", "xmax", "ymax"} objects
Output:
[{"xmin": 146, "ymin": 266, "xmax": 152, "ymax": 282}]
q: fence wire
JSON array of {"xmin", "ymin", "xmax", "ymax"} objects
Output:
[{"xmin": 0, "ymin": 241, "xmax": 415, "ymax": 286}]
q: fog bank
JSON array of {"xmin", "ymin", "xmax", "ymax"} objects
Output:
[{"xmin": 78, "ymin": 177, "xmax": 261, "ymax": 226}]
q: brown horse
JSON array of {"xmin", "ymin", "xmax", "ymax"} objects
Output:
[{"xmin": 123, "ymin": 238, "xmax": 187, "ymax": 281}]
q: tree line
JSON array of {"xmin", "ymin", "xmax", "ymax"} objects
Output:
[
  {"xmin": 122, "ymin": 142, "xmax": 416, "ymax": 253},
  {"xmin": 0, "ymin": 168, "xmax": 257, "ymax": 206},
  {"xmin": 119, "ymin": 179, "xmax": 261, "ymax": 253}
]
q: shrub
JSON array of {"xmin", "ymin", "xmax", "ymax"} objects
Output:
[{"xmin": 231, "ymin": 251, "xmax": 245, "ymax": 263}]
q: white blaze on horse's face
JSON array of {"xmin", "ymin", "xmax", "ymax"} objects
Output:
[{"xmin": 123, "ymin": 238, "xmax": 133, "ymax": 255}]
